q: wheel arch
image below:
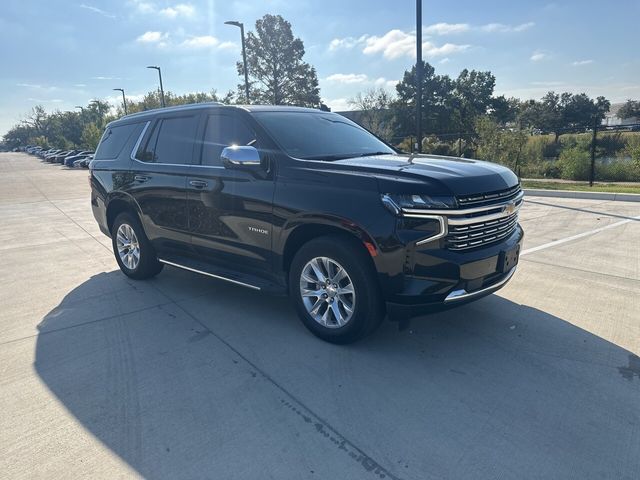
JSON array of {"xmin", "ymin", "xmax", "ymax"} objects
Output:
[
  {"xmin": 280, "ymin": 217, "xmax": 379, "ymax": 277},
  {"xmin": 105, "ymin": 192, "xmax": 144, "ymax": 235}
]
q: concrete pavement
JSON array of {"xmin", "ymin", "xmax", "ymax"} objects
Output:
[{"xmin": 1, "ymin": 152, "xmax": 639, "ymax": 479}]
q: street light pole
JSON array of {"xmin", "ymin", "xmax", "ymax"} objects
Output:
[
  {"xmin": 113, "ymin": 88, "xmax": 128, "ymax": 115},
  {"xmin": 416, "ymin": 0, "xmax": 423, "ymax": 153},
  {"xmin": 146, "ymin": 66, "xmax": 165, "ymax": 107},
  {"xmin": 225, "ymin": 20, "xmax": 250, "ymax": 103}
]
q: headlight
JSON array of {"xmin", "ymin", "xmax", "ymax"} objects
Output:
[{"xmin": 381, "ymin": 193, "xmax": 456, "ymax": 214}]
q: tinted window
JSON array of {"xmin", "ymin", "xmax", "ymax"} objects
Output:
[
  {"xmin": 138, "ymin": 115, "xmax": 198, "ymax": 164},
  {"xmin": 201, "ymin": 114, "xmax": 257, "ymax": 166},
  {"xmin": 94, "ymin": 123, "xmax": 144, "ymax": 160},
  {"xmin": 253, "ymin": 111, "xmax": 393, "ymax": 160}
]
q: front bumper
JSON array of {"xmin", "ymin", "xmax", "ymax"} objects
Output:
[{"xmin": 383, "ymin": 225, "xmax": 523, "ymax": 320}]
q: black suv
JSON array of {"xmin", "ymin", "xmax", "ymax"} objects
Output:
[{"xmin": 90, "ymin": 103, "xmax": 523, "ymax": 343}]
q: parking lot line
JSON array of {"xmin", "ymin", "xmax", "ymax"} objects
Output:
[{"xmin": 521, "ymin": 214, "xmax": 640, "ymax": 256}]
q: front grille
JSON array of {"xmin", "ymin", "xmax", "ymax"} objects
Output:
[
  {"xmin": 457, "ymin": 184, "xmax": 522, "ymax": 208},
  {"xmin": 446, "ymin": 211, "xmax": 519, "ymax": 251}
]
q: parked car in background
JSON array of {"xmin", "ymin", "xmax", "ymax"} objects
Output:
[
  {"xmin": 75, "ymin": 155, "xmax": 93, "ymax": 168},
  {"xmin": 64, "ymin": 151, "xmax": 93, "ymax": 167}
]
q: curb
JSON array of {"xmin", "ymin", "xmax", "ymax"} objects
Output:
[{"xmin": 523, "ymin": 188, "xmax": 640, "ymax": 203}]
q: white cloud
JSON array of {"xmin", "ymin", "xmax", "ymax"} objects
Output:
[
  {"xmin": 530, "ymin": 51, "xmax": 548, "ymax": 62},
  {"xmin": 362, "ymin": 29, "xmax": 470, "ymax": 60},
  {"xmin": 26, "ymin": 98, "xmax": 63, "ymax": 103},
  {"xmin": 136, "ymin": 31, "xmax": 171, "ymax": 49},
  {"xmin": 332, "ymin": 29, "xmax": 469, "ymax": 60},
  {"xmin": 217, "ymin": 41, "xmax": 238, "ymax": 51},
  {"xmin": 325, "ymin": 73, "xmax": 369, "ymax": 84},
  {"xmin": 324, "ymin": 98, "xmax": 351, "ymax": 111},
  {"xmin": 481, "ymin": 22, "xmax": 535, "ymax": 33},
  {"xmin": 79, "ymin": 4, "xmax": 116, "ymax": 18},
  {"xmin": 159, "ymin": 3, "xmax": 195, "ymax": 18},
  {"xmin": 74, "ymin": 84, "xmax": 87, "ymax": 87},
  {"xmin": 424, "ymin": 23, "xmax": 470, "ymax": 35},
  {"xmin": 439, "ymin": 57, "xmax": 451, "ymax": 64},
  {"xmin": 130, "ymin": 1, "xmax": 196, "ymax": 18},
  {"xmin": 137, "ymin": 31, "xmax": 166, "ymax": 43},
  {"xmin": 323, "ymin": 74, "xmax": 397, "ymax": 89},
  {"xmin": 374, "ymin": 77, "xmax": 399, "ymax": 89},
  {"xmin": 91, "ymin": 76, "xmax": 121, "ymax": 80},
  {"xmin": 328, "ymin": 35, "xmax": 368, "ymax": 51},
  {"xmin": 571, "ymin": 59, "xmax": 594, "ymax": 66},
  {"xmin": 180, "ymin": 35, "xmax": 219, "ymax": 49}
]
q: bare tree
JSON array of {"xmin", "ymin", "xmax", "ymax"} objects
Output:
[{"xmin": 348, "ymin": 88, "xmax": 394, "ymax": 141}]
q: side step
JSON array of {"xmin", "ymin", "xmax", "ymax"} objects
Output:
[{"xmin": 158, "ymin": 257, "xmax": 287, "ymax": 294}]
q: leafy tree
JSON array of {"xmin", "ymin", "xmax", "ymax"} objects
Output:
[
  {"xmin": 240, "ymin": 14, "xmax": 320, "ymax": 107},
  {"xmin": 617, "ymin": 100, "xmax": 640, "ymax": 119},
  {"xmin": 122, "ymin": 89, "xmax": 234, "ymax": 115},
  {"xmin": 562, "ymin": 93, "xmax": 610, "ymax": 129},
  {"xmin": 489, "ymin": 96, "xmax": 521, "ymax": 125},
  {"xmin": 475, "ymin": 117, "xmax": 528, "ymax": 172},
  {"xmin": 452, "ymin": 69, "xmax": 496, "ymax": 132},
  {"xmin": 348, "ymin": 88, "xmax": 395, "ymax": 141},
  {"xmin": 81, "ymin": 123, "xmax": 103, "ymax": 150},
  {"xmin": 392, "ymin": 60, "xmax": 455, "ymax": 136}
]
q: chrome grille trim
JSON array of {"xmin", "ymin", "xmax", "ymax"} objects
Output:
[{"xmin": 401, "ymin": 190, "xmax": 523, "ymax": 251}]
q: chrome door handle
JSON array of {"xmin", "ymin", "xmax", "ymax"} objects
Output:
[
  {"xmin": 134, "ymin": 174, "xmax": 151, "ymax": 183},
  {"xmin": 189, "ymin": 179, "xmax": 208, "ymax": 189}
]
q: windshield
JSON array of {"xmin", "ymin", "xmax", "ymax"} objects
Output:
[{"xmin": 253, "ymin": 111, "xmax": 394, "ymax": 160}]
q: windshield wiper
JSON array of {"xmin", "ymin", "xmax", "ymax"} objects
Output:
[{"xmin": 353, "ymin": 151, "xmax": 392, "ymax": 158}]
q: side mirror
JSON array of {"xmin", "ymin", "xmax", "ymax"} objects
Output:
[{"xmin": 221, "ymin": 145, "xmax": 261, "ymax": 168}]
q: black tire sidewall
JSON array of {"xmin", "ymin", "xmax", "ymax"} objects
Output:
[
  {"xmin": 111, "ymin": 212, "xmax": 161, "ymax": 279},
  {"xmin": 289, "ymin": 236, "xmax": 384, "ymax": 344}
]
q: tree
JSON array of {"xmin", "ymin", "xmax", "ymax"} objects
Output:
[
  {"xmin": 122, "ymin": 89, "xmax": 234, "ymax": 115},
  {"xmin": 348, "ymin": 88, "xmax": 395, "ymax": 141},
  {"xmin": 240, "ymin": 14, "xmax": 320, "ymax": 107},
  {"xmin": 453, "ymin": 69, "xmax": 496, "ymax": 132},
  {"xmin": 617, "ymin": 100, "xmax": 640, "ymax": 119},
  {"xmin": 392, "ymin": 60, "xmax": 455, "ymax": 136},
  {"xmin": 489, "ymin": 96, "xmax": 520, "ymax": 125},
  {"xmin": 475, "ymin": 117, "xmax": 528, "ymax": 172},
  {"xmin": 562, "ymin": 93, "xmax": 610, "ymax": 129}
]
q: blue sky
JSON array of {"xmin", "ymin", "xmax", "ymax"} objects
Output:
[{"xmin": 1, "ymin": 0, "xmax": 639, "ymax": 137}]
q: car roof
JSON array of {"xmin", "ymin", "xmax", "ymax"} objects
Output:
[{"xmin": 107, "ymin": 103, "xmax": 326, "ymax": 128}]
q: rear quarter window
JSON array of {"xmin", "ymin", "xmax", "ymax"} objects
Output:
[{"xmin": 94, "ymin": 123, "xmax": 144, "ymax": 160}]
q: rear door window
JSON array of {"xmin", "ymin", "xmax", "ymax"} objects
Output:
[
  {"xmin": 138, "ymin": 115, "xmax": 198, "ymax": 165},
  {"xmin": 94, "ymin": 123, "xmax": 144, "ymax": 160}
]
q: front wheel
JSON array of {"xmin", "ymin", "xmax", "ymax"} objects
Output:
[
  {"xmin": 289, "ymin": 236, "xmax": 385, "ymax": 344},
  {"xmin": 111, "ymin": 212, "xmax": 163, "ymax": 280}
]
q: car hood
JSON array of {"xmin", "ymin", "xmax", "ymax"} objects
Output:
[{"xmin": 329, "ymin": 153, "xmax": 519, "ymax": 197}]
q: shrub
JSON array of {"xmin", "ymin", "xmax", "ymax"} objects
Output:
[{"xmin": 557, "ymin": 146, "xmax": 591, "ymax": 180}]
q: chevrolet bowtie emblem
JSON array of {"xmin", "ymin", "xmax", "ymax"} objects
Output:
[{"xmin": 503, "ymin": 202, "xmax": 516, "ymax": 215}]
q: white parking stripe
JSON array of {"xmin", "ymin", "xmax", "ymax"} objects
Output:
[{"xmin": 521, "ymin": 215, "xmax": 640, "ymax": 256}]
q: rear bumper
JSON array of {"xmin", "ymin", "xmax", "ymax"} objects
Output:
[{"xmin": 383, "ymin": 225, "xmax": 523, "ymax": 320}]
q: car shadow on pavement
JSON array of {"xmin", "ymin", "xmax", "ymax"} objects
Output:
[{"xmin": 35, "ymin": 270, "xmax": 640, "ymax": 480}]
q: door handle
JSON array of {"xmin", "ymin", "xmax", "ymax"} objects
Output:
[
  {"xmin": 189, "ymin": 179, "xmax": 208, "ymax": 189},
  {"xmin": 134, "ymin": 174, "xmax": 151, "ymax": 183}
]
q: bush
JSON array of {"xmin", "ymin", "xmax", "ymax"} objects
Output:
[{"xmin": 557, "ymin": 147, "xmax": 591, "ymax": 180}]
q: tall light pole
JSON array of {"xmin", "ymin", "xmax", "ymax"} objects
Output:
[
  {"xmin": 146, "ymin": 65, "xmax": 165, "ymax": 107},
  {"xmin": 416, "ymin": 0, "xmax": 423, "ymax": 153},
  {"xmin": 113, "ymin": 88, "xmax": 128, "ymax": 115},
  {"xmin": 225, "ymin": 20, "xmax": 250, "ymax": 103}
]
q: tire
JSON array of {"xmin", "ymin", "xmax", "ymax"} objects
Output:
[
  {"xmin": 111, "ymin": 212, "xmax": 163, "ymax": 280},
  {"xmin": 289, "ymin": 235, "xmax": 385, "ymax": 344}
]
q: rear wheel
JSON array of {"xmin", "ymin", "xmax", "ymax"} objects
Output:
[
  {"xmin": 289, "ymin": 236, "xmax": 385, "ymax": 344},
  {"xmin": 111, "ymin": 212, "xmax": 163, "ymax": 280}
]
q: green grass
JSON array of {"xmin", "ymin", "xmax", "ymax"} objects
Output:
[{"xmin": 522, "ymin": 180, "xmax": 640, "ymax": 194}]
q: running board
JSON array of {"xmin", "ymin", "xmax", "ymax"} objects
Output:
[{"xmin": 158, "ymin": 258, "xmax": 261, "ymax": 291}]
